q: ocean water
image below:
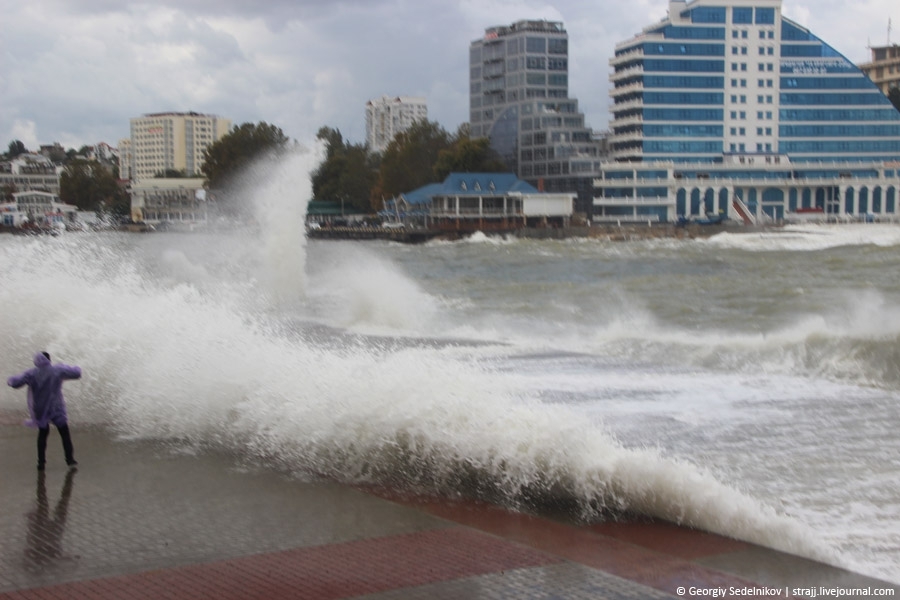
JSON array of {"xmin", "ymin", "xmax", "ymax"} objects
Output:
[{"xmin": 1, "ymin": 150, "xmax": 898, "ymax": 584}]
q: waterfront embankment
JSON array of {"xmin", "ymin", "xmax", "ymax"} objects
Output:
[{"xmin": 306, "ymin": 222, "xmax": 772, "ymax": 243}]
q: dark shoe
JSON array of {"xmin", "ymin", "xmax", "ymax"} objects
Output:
[
  {"xmin": 66, "ymin": 460, "xmax": 78, "ymax": 468},
  {"xmin": 37, "ymin": 463, "xmax": 45, "ymax": 471}
]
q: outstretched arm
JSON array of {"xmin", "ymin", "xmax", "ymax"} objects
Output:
[
  {"xmin": 7, "ymin": 372, "xmax": 30, "ymax": 388},
  {"xmin": 57, "ymin": 365, "xmax": 82, "ymax": 380}
]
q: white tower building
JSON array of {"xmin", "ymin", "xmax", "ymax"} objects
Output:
[{"xmin": 365, "ymin": 96, "xmax": 428, "ymax": 153}]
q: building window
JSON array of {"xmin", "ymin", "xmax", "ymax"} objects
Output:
[
  {"xmin": 734, "ymin": 7, "xmax": 753, "ymax": 24},
  {"xmin": 526, "ymin": 37, "xmax": 546, "ymax": 53}
]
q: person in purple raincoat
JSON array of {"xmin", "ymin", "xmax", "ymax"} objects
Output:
[{"xmin": 8, "ymin": 352, "xmax": 81, "ymax": 471}]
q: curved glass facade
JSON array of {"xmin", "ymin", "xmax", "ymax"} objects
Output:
[{"xmin": 608, "ymin": 0, "xmax": 900, "ymax": 164}]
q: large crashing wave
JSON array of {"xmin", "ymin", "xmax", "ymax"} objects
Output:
[{"xmin": 0, "ymin": 152, "xmax": 838, "ymax": 571}]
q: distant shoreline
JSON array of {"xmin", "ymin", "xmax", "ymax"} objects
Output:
[{"xmin": 305, "ymin": 222, "xmax": 775, "ymax": 243}]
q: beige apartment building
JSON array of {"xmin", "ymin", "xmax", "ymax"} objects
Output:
[
  {"xmin": 859, "ymin": 44, "xmax": 900, "ymax": 95},
  {"xmin": 129, "ymin": 112, "xmax": 231, "ymax": 181}
]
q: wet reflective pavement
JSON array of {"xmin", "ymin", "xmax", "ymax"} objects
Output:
[{"xmin": 1, "ymin": 424, "xmax": 896, "ymax": 599}]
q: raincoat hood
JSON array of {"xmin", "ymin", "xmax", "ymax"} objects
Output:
[{"xmin": 33, "ymin": 353, "xmax": 51, "ymax": 368}]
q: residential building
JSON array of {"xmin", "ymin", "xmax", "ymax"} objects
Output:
[
  {"xmin": 595, "ymin": 0, "xmax": 900, "ymax": 224},
  {"xmin": 859, "ymin": 44, "xmax": 900, "ymax": 96},
  {"xmin": 386, "ymin": 172, "xmax": 575, "ymax": 232},
  {"xmin": 469, "ymin": 20, "xmax": 605, "ymax": 214},
  {"xmin": 0, "ymin": 154, "xmax": 61, "ymax": 195},
  {"xmin": 365, "ymin": 96, "xmax": 428, "ymax": 153},
  {"xmin": 129, "ymin": 112, "xmax": 231, "ymax": 182},
  {"xmin": 130, "ymin": 178, "xmax": 208, "ymax": 227}
]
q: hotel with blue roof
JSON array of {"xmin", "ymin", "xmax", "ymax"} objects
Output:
[{"xmin": 596, "ymin": 0, "xmax": 900, "ymax": 224}]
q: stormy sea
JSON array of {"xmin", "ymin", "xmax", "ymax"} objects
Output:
[{"xmin": 1, "ymin": 150, "xmax": 898, "ymax": 584}]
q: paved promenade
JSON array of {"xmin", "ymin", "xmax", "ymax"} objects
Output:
[{"xmin": 0, "ymin": 422, "xmax": 896, "ymax": 599}]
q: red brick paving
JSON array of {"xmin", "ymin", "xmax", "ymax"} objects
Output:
[
  {"xmin": 368, "ymin": 490, "xmax": 787, "ymax": 598},
  {"xmin": 589, "ymin": 520, "xmax": 751, "ymax": 560},
  {"xmin": 0, "ymin": 528, "xmax": 561, "ymax": 600}
]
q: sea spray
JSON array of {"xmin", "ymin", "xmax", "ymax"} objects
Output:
[
  {"xmin": 305, "ymin": 244, "xmax": 439, "ymax": 332},
  {"xmin": 220, "ymin": 145, "xmax": 318, "ymax": 308}
]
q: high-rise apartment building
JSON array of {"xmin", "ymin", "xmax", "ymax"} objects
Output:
[
  {"xmin": 469, "ymin": 20, "xmax": 604, "ymax": 212},
  {"xmin": 129, "ymin": 112, "xmax": 231, "ymax": 182},
  {"xmin": 594, "ymin": 0, "xmax": 900, "ymax": 224},
  {"xmin": 118, "ymin": 138, "xmax": 133, "ymax": 181},
  {"xmin": 365, "ymin": 96, "xmax": 428, "ymax": 153}
]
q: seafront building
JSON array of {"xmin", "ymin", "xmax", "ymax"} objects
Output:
[
  {"xmin": 126, "ymin": 112, "xmax": 230, "ymax": 227},
  {"xmin": 595, "ymin": 0, "xmax": 900, "ymax": 224},
  {"xmin": 385, "ymin": 172, "xmax": 575, "ymax": 232},
  {"xmin": 0, "ymin": 190, "xmax": 79, "ymax": 229},
  {"xmin": 365, "ymin": 96, "xmax": 428, "ymax": 154},
  {"xmin": 129, "ymin": 112, "xmax": 231, "ymax": 182},
  {"xmin": 129, "ymin": 178, "xmax": 207, "ymax": 226},
  {"xmin": 469, "ymin": 20, "xmax": 605, "ymax": 214}
]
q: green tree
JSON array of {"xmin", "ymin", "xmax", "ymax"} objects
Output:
[
  {"xmin": 311, "ymin": 127, "xmax": 377, "ymax": 213},
  {"xmin": 201, "ymin": 122, "xmax": 291, "ymax": 191},
  {"xmin": 370, "ymin": 120, "xmax": 452, "ymax": 210},
  {"xmin": 433, "ymin": 135, "xmax": 508, "ymax": 181},
  {"xmin": 7, "ymin": 140, "xmax": 27, "ymax": 158},
  {"xmin": 59, "ymin": 159, "xmax": 128, "ymax": 214}
]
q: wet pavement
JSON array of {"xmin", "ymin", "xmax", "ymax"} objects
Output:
[{"xmin": 0, "ymin": 423, "xmax": 896, "ymax": 599}]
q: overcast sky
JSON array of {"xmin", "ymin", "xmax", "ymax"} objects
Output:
[{"xmin": 1, "ymin": 0, "xmax": 897, "ymax": 151}]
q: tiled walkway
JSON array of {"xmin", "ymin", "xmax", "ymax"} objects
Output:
[{"xmin": 0, "ymin": 424, "xmax": 895, "ymax": 599}]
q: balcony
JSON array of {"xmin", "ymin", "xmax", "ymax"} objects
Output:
[
  {"xmin": 609, "ymin": 98, "xmax": 644, "ymax": 112},
  {"xmin": 610, "ymin": 65, "xmax": 644, "ymax": 83}
]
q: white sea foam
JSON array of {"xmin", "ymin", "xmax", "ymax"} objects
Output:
[{"xmin": 702, "ymin": 223, "xmax": 900, "ymax": 251}]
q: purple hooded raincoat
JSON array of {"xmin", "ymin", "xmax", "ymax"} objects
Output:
[{"xmin": 7, "ymin": 353, "xmax": 82, "ymax": 428}]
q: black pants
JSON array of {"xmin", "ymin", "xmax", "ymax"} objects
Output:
[{"xmin": 37, "ymin": 425, "xmax": 75, "ymax": 467}]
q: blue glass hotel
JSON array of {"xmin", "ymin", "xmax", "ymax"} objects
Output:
[{"xmin": 597, "ymin": 0, "xmax": 900, "ymax": 224}]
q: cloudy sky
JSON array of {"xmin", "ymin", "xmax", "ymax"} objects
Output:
[{"xmin": 1, "ymin": 0, "xmax": 897, "ymax": 151}]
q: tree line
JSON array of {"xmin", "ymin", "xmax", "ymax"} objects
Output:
[
  {"xmin": 201, "ymin": 119, "xmax": 507, "ymax": 215},
  {"xmin": 312, "ymin": 120, "xmax": 509, "ymax": 212},
  {"xmin": 312, "ymin": 120, "xmax": 506, "ymax": 214},
  {"xmin": 4, "ymin": 117, "xmax": 506, "ymax": 218}
]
